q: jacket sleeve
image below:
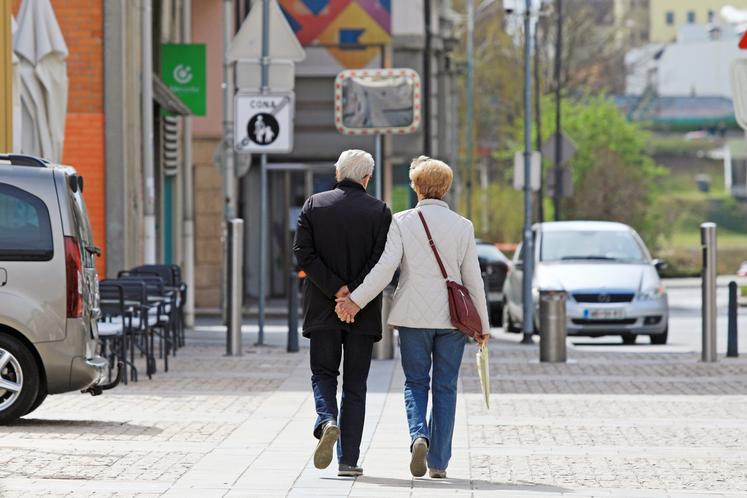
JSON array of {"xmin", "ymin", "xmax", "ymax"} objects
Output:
[
  {"xmin": 292, "ymin": 198, "xmax": 345, "ymax": 299},
  {"xmin": 460, "ymin": 222, "xmax": 491, "ymax": 335},
  {"xmin": 348, "ymin": 205, "xmax": 393, "ymax": 293},
  {"xmin": 349, "ymin": 219, "xmax": 403, "ymax": 309}
]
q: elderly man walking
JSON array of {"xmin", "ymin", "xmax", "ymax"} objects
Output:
[{"xmin": 293, "ymin": 149, "xmax": 392, "ymax": 477}]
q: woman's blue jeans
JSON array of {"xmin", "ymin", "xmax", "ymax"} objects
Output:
[{"xmin": 398, "ymin": 327, "xmax": 466, "ymax": 471}]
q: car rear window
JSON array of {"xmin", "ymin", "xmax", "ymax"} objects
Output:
[
  {"xmin": 0, "ymin": 183, "xmax": 54, "ymax": 261},
  {"xmin": 476, "ymin": 244, "xmax": 506, "ymax": 263}
]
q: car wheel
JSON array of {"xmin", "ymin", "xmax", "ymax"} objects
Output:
[
  {"xmin": 650, "ymin": 327, "xmax": 668, "ymax": 345},
  {"xmin": 621, "ymin": 333, "xmax": 636, "ymax": 345},
  {"xmin": 503, "ymin": 303, "xmax": 520, "ymax": 333},
  {"xmin": 490, "ymin": 304, "xmax": 503, "ymax": 328},
  {"xmin": 0, "ymin": 335, "xmax": 40, "ymax": 425}
]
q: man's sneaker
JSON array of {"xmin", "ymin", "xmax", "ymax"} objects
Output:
[
  {"xmin": 410, "ymin": 437, "xmax": 428, "ymax": 477},
  {"xmin": 313, "ymin": 421, "xmax": 340, "ymax": 469},
  {"xmin": 338, "ymin": 464, "xmax": 363, "ymax": 477},
  {"xmin": 429, "ymin": 468, "xmax": 447, "ymax": 479}
]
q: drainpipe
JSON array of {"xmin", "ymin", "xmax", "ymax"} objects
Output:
[
  {"xmin": 182, "ymin": 0, "xmax": 195, "ymax": 326},
  {"xmin": 222, "ymin": 0, "xmax": 235, "ymax": 219},
  {"xmin": 142, "ymin": 0, "xmax": 157, "ymax": 263}
]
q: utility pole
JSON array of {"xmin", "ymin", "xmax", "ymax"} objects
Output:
[
  {"xmin": 534, "ymin": 5, "xmax": 544, "ymax": 223},
  {"xmin": 553, "ymin": 0, "xmax": 563, "ymax": 221},
  {"xmin": 257, "ymin": 0, "xmax": 270, "ymax": 345},
  {"xmin": 465, "ymin": 0, "xmax": 474, "ymax": 220},
  {"xmin": 521, "ymin": 0, "xmax": 535, "ymax": 344},
  {"xmin": 423, "ymin": 0, "xmax": 432, "ymax": 158}
]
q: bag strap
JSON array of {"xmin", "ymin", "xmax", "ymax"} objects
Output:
[{"xmin": 417, "ymin": 209, "xmax": 448, "ymax": 280}]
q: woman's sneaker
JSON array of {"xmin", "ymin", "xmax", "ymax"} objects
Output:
[
  {"xmin": 410, "ymin": 437, "xmax": 428, "ymax": 477},
  {"xmin": 429, "ymin": 468, "xmax": 447, "ymax": 479},
  {"xmin": 313, "ymin": 421, "xmax": 340, "ymax": 469}
]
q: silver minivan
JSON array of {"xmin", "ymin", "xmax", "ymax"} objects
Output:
[{"xmin": 0, "ymin": 154, "xmax": 114, "ymax": 424}]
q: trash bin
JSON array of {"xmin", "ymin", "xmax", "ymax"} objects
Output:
[
  {"xmin": 539, "ymin": 290, "xmax": 567, "ymax": 363},
  {"xmin": 373, "ymin": 285, "xmax": 395, "ymax": 360}
]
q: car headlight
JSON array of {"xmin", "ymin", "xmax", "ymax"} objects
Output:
[{"xmin": 638, "ymin": 286, "xmax": 665, "ymax": 301}]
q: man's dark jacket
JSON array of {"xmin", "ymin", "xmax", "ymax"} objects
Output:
[{"xmin": 293, "ymin": 179, "xmax": 392, "ymax": 340}]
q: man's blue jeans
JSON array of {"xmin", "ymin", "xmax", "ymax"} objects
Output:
[{"xmin": 398, "ymin": 327, "xmax": 466, "ymax": 471}]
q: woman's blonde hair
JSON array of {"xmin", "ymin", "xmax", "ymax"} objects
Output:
[{"xmin": 409, "ymin": 156, "xmax": 453, "ymax": 200}]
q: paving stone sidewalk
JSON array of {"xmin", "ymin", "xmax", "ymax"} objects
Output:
[{"xmin": 2, "ymin": 325, "xmax": 747, "ymax": 497}]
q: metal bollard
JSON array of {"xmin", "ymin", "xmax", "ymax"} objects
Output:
[
  {"xmin": 728, "ymin": 281, "xmax": 739, "ymax": 358},
  {"xmin": 701, "ymin": 222, "xmax": 717, "ymax": 362},
  {"xmin": 539, "ymin": 290, "xmax": 567, "ymax": 363},
  {"xmin": 287, "ymin": 271, "xmax": 300, "ymax": 353},
  {"xmin": 226, "ymin": 219, "xmax": 244, "ymax": 356},
  {"xmin": 373, "ymin": 286, "xmax": 395, "ymax": 360}
]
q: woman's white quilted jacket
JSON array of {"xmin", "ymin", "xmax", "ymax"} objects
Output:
[{"xmin": 349, "ymin": 199, "xmax": 490, "ymax": 334}]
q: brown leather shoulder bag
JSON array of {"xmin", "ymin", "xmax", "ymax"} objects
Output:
[{"xmin": 417, "ymin": 210, "xmax": 484, "ymax": 340}]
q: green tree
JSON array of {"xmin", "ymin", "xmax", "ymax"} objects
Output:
[{"xmin": 514, "ymin": 95, "xmax": 669, "ymax": 246}]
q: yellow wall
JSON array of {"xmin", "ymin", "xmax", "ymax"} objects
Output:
[
  {"xmin": 1, "ymin": 0, "xmax": 11, "ymax": 152},
  {"xmin": 650, "ymin": 0, "xmax": 747, "ymax": 42}
]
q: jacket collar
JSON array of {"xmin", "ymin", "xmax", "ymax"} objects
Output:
[
  {"xmin": 335, "ymin": 179, "xmax": 367, "ymax": 192},
  {"xmin": 416, "ymin": 198, "xmax": 449, "ymax": 209}
]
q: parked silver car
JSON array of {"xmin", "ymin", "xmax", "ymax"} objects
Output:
[
  {"xmin": 0, "ymin": 154, "xmax": 114, "ymax": 424},
  {"xmin": 503, "ymin": 221, "xmax": 669, "ymax": 344}
]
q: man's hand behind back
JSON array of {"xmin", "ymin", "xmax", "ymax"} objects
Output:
[{"xmin": 335, "ymin": 285, "xmax": 350, "ymax": 299}]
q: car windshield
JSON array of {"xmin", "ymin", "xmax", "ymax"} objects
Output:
[
  {"xmin": 476, "ymin": 244, "xmax": 505, "ymax": 263},
  {"xmin": 541, "ymin": 229, "xmax": 647, "ymax": 263}
]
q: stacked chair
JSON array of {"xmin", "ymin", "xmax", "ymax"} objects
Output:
[{"xmin": 97, "ymin": 264, "xmax": 187, "ymax": 384}]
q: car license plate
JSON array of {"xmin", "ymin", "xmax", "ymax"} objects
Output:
[{"xmin": 583, "ymin": 308, "xmax": 625, "ymax": 319}]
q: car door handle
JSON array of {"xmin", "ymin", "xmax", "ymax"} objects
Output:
[{"xmin": 0, "ymin": 268, "xmax": 6, "ymax": 287}]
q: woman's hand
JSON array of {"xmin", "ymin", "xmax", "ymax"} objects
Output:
[{"xmin": 335, "ymin": 296, "xmax": 361, "ymax": 323}]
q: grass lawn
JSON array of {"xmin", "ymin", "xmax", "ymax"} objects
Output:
[{"xmin": 670, "ymin": 229, "xmax": 747, "ymax": 250}]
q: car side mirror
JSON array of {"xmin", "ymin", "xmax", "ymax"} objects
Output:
[{"xmin": 652, "ymin": 259, "xmax": 667, "ymax": 271}]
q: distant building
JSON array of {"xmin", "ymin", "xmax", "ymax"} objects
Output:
[
  {"xmin": 648, "ymin": 0, "xmax": 747, "ymax": 43},
  {"xmin": 626, "ymin": 24, "xmax": 742, "ymax": 99}
]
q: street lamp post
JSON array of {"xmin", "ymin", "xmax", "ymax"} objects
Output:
[
  {"xmin": 465, "ymin": 0, "xmax": 474, "ymax": 220},
  {"xmin": 521, "ymin": 0, "xmax": 535, "ymax": 344},
  {"xmin": 553, "ymin": 0, "xmax": 563, "ymax": 221}
]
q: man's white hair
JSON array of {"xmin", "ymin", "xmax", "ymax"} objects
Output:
[{"xmin": 335, "ymin": 149, "xmax": 374, "ymax": 183}]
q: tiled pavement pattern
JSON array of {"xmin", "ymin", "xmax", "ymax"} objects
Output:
[{"xmin": 2, "ymin": 329, "xmax": 747, "ymax": 497}]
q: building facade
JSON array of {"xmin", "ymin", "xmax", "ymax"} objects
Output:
[
  {"xmin": 649, "ymin": 0, "xmax": 747, "ymax": 42},
  {"xmin": 10, "ymin": 1, "xmax": 460, "ymax": 312},
  {"xmin": 11, "ymin": 0, "xmax": 107, "ymax": 274}
]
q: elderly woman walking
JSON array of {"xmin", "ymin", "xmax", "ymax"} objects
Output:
[{"xmin": 336, "ymin": 156, "xmax": 490, "ymax": 479}]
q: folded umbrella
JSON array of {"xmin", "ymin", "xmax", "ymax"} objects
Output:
[{"xmin": 476, "ymin": 344, "xmax": 490, "ymax": 409}]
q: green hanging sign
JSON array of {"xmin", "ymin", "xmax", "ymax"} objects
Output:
[{"xmin": 160, "ymin": 43, "xmax": 206, "ymax": 116}]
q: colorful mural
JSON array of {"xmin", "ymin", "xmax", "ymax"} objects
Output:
[{"xmin": 279, "ymin": 0, "xmax": 391, "ymax": 68}]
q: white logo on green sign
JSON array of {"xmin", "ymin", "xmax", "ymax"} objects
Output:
[
  {"xmin": 161, "ymin": 44, "xmax": 206, "ymax": 116},
  {"xmin": 173, "ymin": 64, "xmax": 193, "ymax": 84}
]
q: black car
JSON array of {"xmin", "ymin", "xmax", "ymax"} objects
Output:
[{"xmin": 476, "ymin": 241, "xmax": 510, "ymax": 326}]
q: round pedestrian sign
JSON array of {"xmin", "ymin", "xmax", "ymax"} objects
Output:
[{"xmin": 247, "ymin": 113, "xmax": 279, "ymax": 146}]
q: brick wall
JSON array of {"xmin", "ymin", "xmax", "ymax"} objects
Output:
[{"xmin": 13, "ymin": 0, "xmax": 106, "ymax": 274}]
